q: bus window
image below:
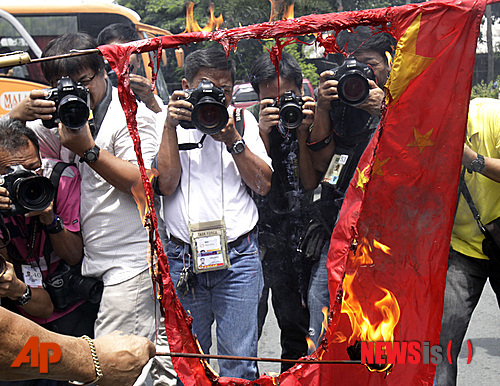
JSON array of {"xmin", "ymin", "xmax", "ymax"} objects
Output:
[{"xmin": 0, "ymin": 2, "xmax": 172, "ymax": 113}]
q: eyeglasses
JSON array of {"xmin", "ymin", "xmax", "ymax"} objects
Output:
[{"xmin": 79, "ymin": 73, "xmax": 97, "ymax": 87}]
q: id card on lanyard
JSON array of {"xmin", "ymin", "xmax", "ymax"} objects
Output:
[{"xmin": 189, "ymin": 219, "xmax": 230, "ymax": 274}]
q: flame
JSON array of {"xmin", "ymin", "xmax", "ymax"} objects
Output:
[
  {"xmin": 342, "ymin": 238, "xmax": 400, "ymax": 372},
  {"xmin": 373, "ymin": 239, "xmax": 391, "ymax": 254},
  {"xmin": 183, "ymin": 1, "xmax": 224, "ymax": 33},
  {"xmin": 386, "ymin": 51, "xmax": 393, "ymax": 68},
  {"xmin": 283, "ymin": 4, "xmax": 295, "ymax": 20},
  {"xmin": 306, "ymin": 336, "xmax": 316, "ymax": 353},
  {"xmin": 268, "ymin": 0, "xmax": 294, "ymax": 22},
  {"xmin": 131, "ymin": 168, "xmax": 159, "ymax": 224},
  {"xmin": 307, "ymin": 306, "xmax": 332, "ymax": 354},
  {"xmin": 349, "ymin": 237, "xmax": 374, "ymax": 267},
  {"xmin": 331, "ymin": 331, "xmax": 347, "ymax": 344}
]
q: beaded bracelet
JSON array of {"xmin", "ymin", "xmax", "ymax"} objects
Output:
[{"xmin": 69, "ymin": 335, "xmax": 103, "ymax": 385}]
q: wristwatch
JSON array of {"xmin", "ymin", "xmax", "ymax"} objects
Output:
[
  {"xmin": 469, "ymin": 153, "xmax": 485, "ymax": 173},
  {"xmin": 15, "ymin": 284, "xmax": 32, "ymax": 306},
  {"xmin": 227, "ymin": 139, "xmax": 246, "ymax": 154},
  {"xmin": 80, "ymin": 144, "xmax": 100, "ymax": 163},
  {"xmin": 45, "ymin": 215, "xmax": 65, "ymax": 234}
]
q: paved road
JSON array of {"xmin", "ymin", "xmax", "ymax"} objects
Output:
[
  {"xmin": 211, "ymin": 281, "xmax": 499, "ymax": 382},
  {"xmin": 457, "ymin": 281, "xmax": 500, "ymax": 385},
  {"xmin": 257, "ymin": 281, "xmax": 500, "ymax": 383}
]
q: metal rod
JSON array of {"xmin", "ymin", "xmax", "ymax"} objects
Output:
[
  {"xmin": 30, "ymin": 49, "xmax": 101, "ymax": 64},
  {"xmin": 156, "ymin": 351, "xmax": 361, "ymax": 365}
]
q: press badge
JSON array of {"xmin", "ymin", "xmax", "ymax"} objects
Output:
[
  {"xmin": 322, "ymin": 153, "xmax": 350, "ymax": 187},
  {"xmin": 189, "ymin": 219, "xmax": 230, "ymax": 273},
  {"xmin": 21, "ymin": 264, "xmax": 43, "ymax": 288}
]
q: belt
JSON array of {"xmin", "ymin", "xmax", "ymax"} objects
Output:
[{"xmin": 169, "ymin": 226, "xmax": 256, "ymax": 250}]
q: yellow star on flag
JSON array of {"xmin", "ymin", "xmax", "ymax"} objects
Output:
[
  {"xmin": 372, "ymin": 156, "xmax": 390, "ymax": 176},
  {"xmin": 356, "ymin": 165, "xmax": 371, "ymax": 193},
  {"xmin": 385, "ymin": 13, "xmax": 435, "ymax": 105},
  {"xmin": 408, "ymin": 127, "xmax": 435, "ymax": 154}
]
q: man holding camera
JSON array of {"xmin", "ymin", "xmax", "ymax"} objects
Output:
[
  {"xmin": 435, "ymin": 98, "xmax": 500, "ymax": 385},
  {"xmin": 305, "ymin": 28, "xmax": 396, "ymax": 349},
  {"xmin": 156, "ymin": 47, "xmax": 272, "ymax": 380},
  {"xmin": 9, "ymin": 33, "xmax": 160, "ymax": 386},
  {"xmin": 247, "ymin": 52, "xmax": 318, "ymax": 372},
  {"xmin": 0, "ymin": 117, "xmax": 96, "ymax": 338}
]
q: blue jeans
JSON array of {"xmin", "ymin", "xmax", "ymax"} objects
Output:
[
  {"xmin": 167, "ymin": 230, "xmax": 263, "ymax": 381},
  {"xmin": 435, "ymin": 248, "xmax": 500, "ymax": 385},
  {"xmin": 307, "ymin": 243, "xmax": 331, "ymax": 354}
]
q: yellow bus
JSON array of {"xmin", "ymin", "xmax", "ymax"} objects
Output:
[{"xmin": 0, "ymin": 0, "xmax": 171, "ymax": 114}]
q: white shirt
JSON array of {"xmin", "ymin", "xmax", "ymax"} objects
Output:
[
  {"xmin": 32, "ymin": 87, "xmax": 159, "ymax": 285},
  {"xmin": 162, "ymin": 106, "xmax": 272, "ymax": 243}
]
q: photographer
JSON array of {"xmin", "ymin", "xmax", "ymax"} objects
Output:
[
  {"xmin": 156, "ymin": 47, "xmax": 272, "ymax": 381},
  {"xmin": 97, "ymin": 23, "xmax": 164, "ymax": 115},
  {"xmin": 435, "ymin": 98, "xmax": 500, "ymax": 385},
  {"xmin": 248, "ymin": 52, "xmax": 319, "ymax": 372},
  {"xmin": 305, "ymin": 28, "xmax": 396, "ymax": 349},
  {"xmin": 10, "ymin": 33, "xmax": 160, "ymax": 386},
  {"xmin": 0, "ymin": 118, "xmax": 99, "ymax": 337}
]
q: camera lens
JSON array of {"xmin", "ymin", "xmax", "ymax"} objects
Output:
[
  {"xmin": 192, "ymin": 96, "xmax": 229, "ymax": 135},
  {"xmin": 59, "ymin": 95, "xmax": 90, "ymax": 130},
  {"xmin": 14, "ymin": 176, "xmax": 55, "ymax": 212},
  {"xmin": 338, "ymin": 73, "xmax": 370, "ymax": 106},
  {"xmin": 280, "ymin": 103, "xmax": 303, "ymax": 130},
  {"xmin": 73, "ymin": 276, "xmax": 103, "ymax": 304}
]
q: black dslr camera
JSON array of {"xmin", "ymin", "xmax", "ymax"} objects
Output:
[
  {"xmin": 0, "ymin": 165, "xmax": 55, "ymax": 216},
  {"xmin": 179, "ymin": 79, "xmax": 229, "ymax": 135},
  {"xmin": 269, "ymin": 91, "xmax": 304, "ymax": 134},
  {"xmin": 42, "ymin": 77, "xmax": 91, "ymax": 131},
  {"xmin": 329, "ymin": 58, "xmax": 376, "ymax": 106},
  {"xmin": 45, "ymin": 262, "xmax": 103, "ymax": 310}
]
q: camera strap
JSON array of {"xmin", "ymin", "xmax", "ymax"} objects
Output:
[
  {"xmin": 178, "ymin": 108, "xmax": 245, "ymax": 151},
  {"xmin": 89, "ymin": 78, "xmax": 113, "ymax": 138},
  {"xmin": 178, "ymin": 134, "xmax": 207, "ymax": 151}
]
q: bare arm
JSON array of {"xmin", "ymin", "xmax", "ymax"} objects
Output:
[
  {"xmin": 0, "ymin": 307, "xmax": 155, "ymax": 385},
  {"xmin": 356, "ymin": 79, "xmax": 385, "ymax": 117},
  {"xmin": 156, "ymin": 90, "xmax": 189, "ymax": 196},
  {"xmin": 257, "ymin": 98, "xmax": 279, "ymax": 155},
  {"xmin": 212, "ymin": 118, "xmax": 272, "ymax": 196},
  {"xmin": 57, "ymin": 122, "xmax": 143, "ymax": 195},
  {"xmin": 0, "ymin": 260, "xmax": 54, "ymax": 319},
  {"xmin": 463, "ymin": 143, "xmax": 500, "ymax": 182},
  {"xmin": 129, "ymin": 74, "xmax": 162, "ymax": 114},
  {"xmin": 310, "ymin": 71, "xmax": 337, "ymax": 173},
  {"xmin": 7, "ymin": 90, "xmax": 56, "ymax": 123},
  {"xmin": 296, "ymin": 96, "xmax": 321, "ymax": 190},
  {"xmin": 26, "ymin": 202, "xmax": 83, "ymax": 266}
]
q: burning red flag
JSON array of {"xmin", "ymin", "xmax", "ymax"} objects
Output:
[
  {"xmin": 98, "ymin": 0, "xmax": 487, "ymax": 384},
  {"xmin": 320, "ymin": 1, "xmax": 486, "ymax": 385}
]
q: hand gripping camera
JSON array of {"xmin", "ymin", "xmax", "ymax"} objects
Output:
[
  {"xmin": 179, "ymin": 79, "xmax": 229, "ymax": 135},
  {"xmin": 330, "ymin": 58, "xmax": 376, "ymax": 106},
  {"xmin": 0, "ymin": 165, "xmax": 55, "ymax": 216},
  {"xmin": 268, "ymin": 90, "xmax": 304, "ymax": 135},
  {"xmin": 42, "ymin": 77, "xmax": 91, "ymax": 131}
]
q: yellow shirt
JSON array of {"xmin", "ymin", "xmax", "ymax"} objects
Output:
[{"xmin": 451, "ymin": 98, "xmax": 500, "ymax": 259}]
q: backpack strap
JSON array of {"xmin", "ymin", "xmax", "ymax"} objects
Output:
[{"xmin": 49, "ymin": 162, "xmax": 75, "ymax": 212}]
